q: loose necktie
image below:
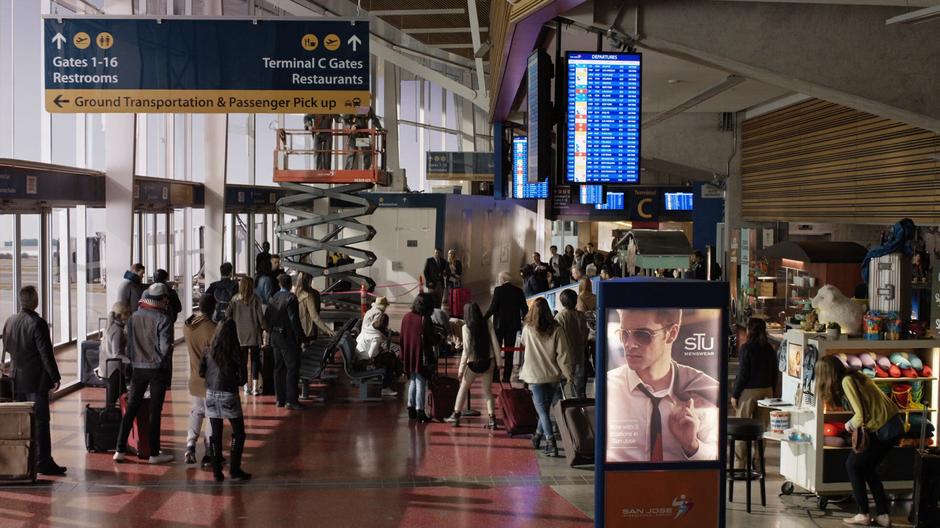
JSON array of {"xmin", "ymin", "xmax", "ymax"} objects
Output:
[{"xmin": 637, "ymin": 384, "xmax": 664, "ymax": 461}]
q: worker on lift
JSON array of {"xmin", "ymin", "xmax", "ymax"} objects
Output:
[
  {"xmin": 343, "ymin": 107, "xmax": 384, "ymax": 171},
  {"xmin": 303, "ymin": 114, "xmax": 337, "ymax": 170}
]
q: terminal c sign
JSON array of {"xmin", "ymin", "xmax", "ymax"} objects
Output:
[{"xmin": 43, "ymin": 17, "xmax": 371, "ymax": 114}]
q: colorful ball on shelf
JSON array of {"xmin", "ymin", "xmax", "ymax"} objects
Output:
[{"xmin": 824, "ymin": 422, "xmax": 846, "ymax": 436}]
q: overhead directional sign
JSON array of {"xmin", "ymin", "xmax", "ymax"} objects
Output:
[{"xmin": 43, "ymin": 17, "xmax": 370, "ymax": 114}]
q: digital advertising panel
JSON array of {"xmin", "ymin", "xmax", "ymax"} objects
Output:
[
  {"xmin": 566, "ymin": 52, "xmax": 641, "ymax": 184},
  {"xmin": 512, "ymin": 136, "xmax": 548, "ymax": 199},
  {"xmin": 596, "ymin": 278, "xmax": 728, "ymax": 528}
]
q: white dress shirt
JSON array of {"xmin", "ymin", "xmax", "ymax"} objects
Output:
[{"xmin": 606, "ymin": 361, "xmax": 720, "ymax": 463}]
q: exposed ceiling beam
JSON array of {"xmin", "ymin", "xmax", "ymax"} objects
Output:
[
  {"xmin": 433, "ymin": 43, "xmax": 476, "ymax": 49},
  {"xmin": 403, "ymin": 27, "xmax": 489, "ymax": 34},
  {"xmin": 642, "ymin": 75, "xmax": 746, "ymax": 128},
  {"xmin": 886, "ymin": 4, "xmax": 940, "ymax": 23},
  {"xmin": 370, "ymin": 8, "xmax": 465, "ymax": 16},
  {"xmin": 466, "ymin": 0, "xmax": 488, "ymax": 99}
]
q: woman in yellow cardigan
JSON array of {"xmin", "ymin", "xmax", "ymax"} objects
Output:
[{"xmin": 816, "ymin": 355, "xmax": 902, "ymax": 527}]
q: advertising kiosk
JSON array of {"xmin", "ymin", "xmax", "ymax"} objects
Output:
[{"xmin": 596, "ymin": 278, "xmax": 729, "ymax": 527}]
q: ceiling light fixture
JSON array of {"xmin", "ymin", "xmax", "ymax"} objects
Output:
[
  {"xmin": 667, "ymin": 79, "xmax": 682, "ymax": 84},
  {"xmin": 886, "ymin": 5, "xmax": 940, "ymax": 25}
]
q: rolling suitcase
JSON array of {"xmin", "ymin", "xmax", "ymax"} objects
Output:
[
  {"xmin": 261, "ymin": 345, "xmax": 276, "ymax": 396},
  {"xmin": 84, "ymin": 359, "xmax": 123, "ymax": 453},
  {"xmin": 427, "ymin": 359, "xmax": 459, "ymax": 422},
  {"xmin": 119, "ymin": 393, "xmax": 152, "ymax": 459},
  {"xmin": 0, "ymin": 402, "xmax": 37, "ymax": 483},
  {"xmin": 0, "ymin": 346, "xmax": 13, "ymax": 403},
  {"xmin": 551, "ymin": 387, "xmax": 595, "ymax": 467},
  {"xmin": 449, "ymin": 287, "xmax": 472, "ymax": 318},
  {"xmin": 497, "ymin": 379, "xmax": 538, "ymax": 436},
  {"xmin": 868, "ymin": 253, "xmax": 912, "ymax": 321}
]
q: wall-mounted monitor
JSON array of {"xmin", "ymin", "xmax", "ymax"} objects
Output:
[
  {"xmin": 664, "ymin": 191, "xmax": 693, "ymax": 211},
  {"xmin": 527, "ymin": 49, "xmax": 553, "ymax": 183},
  {"xmin": 595, "ymin": 192, "xmax": 625, "ymax": 210},
  {"xmin": 566, "ymin": 52, "xmax": 641, "ymax": 184},
  {"xmin": 512, "ymin": 136, "xmax": 549, "ymax": 199},
  {"xmin": 579, "ymin": 185, "xmax": 605, "ymax": 205}
]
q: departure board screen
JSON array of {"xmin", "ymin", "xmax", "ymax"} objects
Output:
[
  {"xmin": 579, "ymin": 185, "xmax": 605, "ymax": 205},
  {"xmin": 512, "ymin": 137, "xmax": 548, "ymax": 199},
  {"xmin": 566, "ymin": 52, "xmax": 641, "ymax": 184},
  {"xmin": 664, "ymin": 192, "xmax": 693, "ymax": 211},
  {"xmin": 595, "ymin": 192, "xmax": 625, "ymax": 210}
]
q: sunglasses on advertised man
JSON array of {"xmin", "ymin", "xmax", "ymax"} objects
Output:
[{"xmin": 618, "ymin": 326, "xmax": 675, "ymax": 346}]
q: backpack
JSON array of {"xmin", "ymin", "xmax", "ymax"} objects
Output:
[{"xmin": 213, "ymin": 279, "xmax": 237, "ymax": 323}]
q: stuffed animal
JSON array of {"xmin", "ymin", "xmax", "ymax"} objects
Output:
[{"xmin": 811, "ymin": 285, "xmax": 865, "ymax": 335}]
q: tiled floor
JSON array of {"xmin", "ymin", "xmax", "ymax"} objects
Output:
[{"xmin": 1, "ymin": 333, "xmax": 918, "ymax": 527}]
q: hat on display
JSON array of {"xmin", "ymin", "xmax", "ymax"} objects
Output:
[
  {"xmin": 861, "ymin": 368, "xmax": 875, "ymax": 378},
  {"xmin": 890, "ymin": 353, "xmax": 912, "ymax": 369},
  {"xmin": 904, "ymin": 353, "xmax": 924, "ymax": 372},
  {"xmin": 144, "ymin": 282, "xmax": 169, "ymax": 299},
  {"xmin": 860, "ymin": 353, "xmax": 876, "ymax": 369},
  {"xmin": 874, "ymin": 364, "xmax": 890, "ymax": 378},
  {"xmin": 889, "ymin": 364, "xmax": 902, "ymax": 378},
  {"xmin": 846, "ymin": 355, "xmax": 863, "ymax": 371},
  {"xmin": 922, "ymin": 365, "xmax": 933, "ymax": 377},
  {"xmin": 901, "ymin": 367, "xmax": 919, "ymax": 379}
]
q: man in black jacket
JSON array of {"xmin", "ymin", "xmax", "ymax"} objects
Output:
[
  {"xmin": 266, "ymin": 273, "xmax": 306, "ymax": 410},
  {"xmin": 484, "ymin": 272, "xmax": 529, "ymax": 382},
  {"xmin": 423, "ymin": 248, "xmax": 448, "ymax": 309},
  {"xmin": 1, "ymin": 286, "xmax": 66, "ymax": 475},
  {"xmin": 117, "ymin": 263, "xmax": 146, "ymax": 313},
  {"xmin": 206, "ymin": 262, "xmax": 239, "ymax": 323}
]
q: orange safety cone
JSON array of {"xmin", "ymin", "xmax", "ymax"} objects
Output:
[{"xmin": 360, "ymin": 283, "xmax": 368, "ymax": 320}]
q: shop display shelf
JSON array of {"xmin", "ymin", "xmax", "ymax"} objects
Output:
[
  {"xmin": 757, "ymin": 276, "xmax": 777, "ymax": 281},
  {"xmin": 764, "ymin": 432, "xmax": 812, "ymax": 444},
  {"xmin": 823, "ymin": 408, "xmax": 937, "ymax": 416},
  {"xmin": 758, "ymin": 296, "xmax": 780, "ymax": 300}
]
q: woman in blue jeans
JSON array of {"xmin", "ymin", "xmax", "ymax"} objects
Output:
[
  {"xmin": 400, "ymin": 293, "xmax": 437, "ymax": 423},
  {"xmin": 519, "ymin": 297, "xmax": 573, "ymax": 457}
]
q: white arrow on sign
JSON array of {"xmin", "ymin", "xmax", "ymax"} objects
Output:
[
  {"xmin": 52, "ymin": 32, "xmax": 66, "ymax": 50},
  {"xmin": 347, "ymin": 35, "xmax": 362, "ymax": 52}
]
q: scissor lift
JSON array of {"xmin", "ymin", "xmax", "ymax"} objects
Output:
[{"xmin": 273, "ymin": 126, "xmax": 389, "ymax": 310}]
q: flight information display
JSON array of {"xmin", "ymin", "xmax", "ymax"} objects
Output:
[
  {"xmin": 579, "ymin": 185, "xmax": 605, "ymax": 205},
  {"xmin": 512, "ymin": 137, "xmax": 548, "ymax": 199},
  {"xmin": 664, "ymin": 192, "xmax": 694, "ymax": 211},
  {"xmin": 566, "ymin": 52, "xmax": 641, "ymax": 184},
  {"xmin": 595, "ymin": 192, "xmax": 625, "ymax": 210}
]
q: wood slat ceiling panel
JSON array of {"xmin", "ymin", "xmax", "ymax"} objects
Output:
[{"xmin": 741, "ymin": 99, "xmax": 940, "ymax": 225}]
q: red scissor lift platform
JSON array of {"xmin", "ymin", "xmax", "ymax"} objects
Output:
[{"xmin": 273, "ymin": 127, "xmax": 391, "ymax": 186}]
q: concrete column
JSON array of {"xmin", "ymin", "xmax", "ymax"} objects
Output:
[
  {"xmin": 382, "ymin": 61, "xmax": 402, "ymax": 185},
  {"xmin": 201, "ymin": 0, "xmax": 225, "ymax": 284},
  {"xmin": 182, "ymin": 207, "xmax": 193, "ymax": 318},
  {"xmin": 103, "ymin": 0, "xmax": 135, "ymax": 308}
]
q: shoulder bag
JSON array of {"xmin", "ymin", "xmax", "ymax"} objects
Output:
[{"xmin": 851, "ymin": 376, "xmax": 870, "ymax": 454}]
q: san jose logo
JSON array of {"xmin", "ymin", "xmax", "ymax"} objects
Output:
[{"xmin": 621, "ymin": 495, "xmax": 694, "ymax": 520}]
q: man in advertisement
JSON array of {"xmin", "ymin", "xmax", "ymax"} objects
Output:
[{"xmin": 606, "ymin": 308, "xmax": 720, "ymax": 463}]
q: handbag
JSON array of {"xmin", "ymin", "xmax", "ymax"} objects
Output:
[
  {"xmin": 467, "ymin": 357, "xmax": 492, "ymax": 374},
  {"xmin": 851, "ymin": 377, "xmax": 870, "ymax": 454}
]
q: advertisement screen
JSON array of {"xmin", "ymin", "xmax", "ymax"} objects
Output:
[
  {"xmin": 511, "ymin": 136, "xmax": 548, "ymax": 199},
  {"xmin": 566, "ymin": 52, "xmax": 641, "ymax": 184},
  {"xmin": 605, "ymin": 308, "xmax": 722, "ymax": 464}
]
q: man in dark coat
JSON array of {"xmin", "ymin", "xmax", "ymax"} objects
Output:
[
  {"xmin": 423, "ymin": 248, "xmax": 449, "ymax": 309},
  {"xmin": 265, "ymin": 273, "xmax": 306, "ymax": 410},
  {"xmin": 117, "ymin": 263, "xmax": 146, "ymax": 313},
  {"xmin": 2, "ymin": 286, "xmax": 65, "ymax": 475},
  {"xmin": 484, "ymin": 271, "xmax": 529, "ymax": 382},
  {"xmin": 255, "ymin": 242, "xmax": 271, "ymax": 275}
]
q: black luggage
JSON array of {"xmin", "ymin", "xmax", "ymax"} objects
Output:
[
  {"xmin": 551, "ymin": 387, "xmax": 595, "ymax": 467},
  {"xmin": 84, "ymin": 359, "xmax": 123, "ymax": 453},
  {"xmin": 261, "ymin": 345, "xmax": 275, "ymax": 396},
  {"xmin": 81, "ymin": 340, "xmax": 106, "ymax": 387},
  {"xmin": 0, "ymin": 345, "xmax": 13, "ymax": 403}
]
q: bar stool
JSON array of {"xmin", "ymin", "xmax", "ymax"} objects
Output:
[{"xmin": 727, "ymin": 417, "xmax": 766, "ymax": 513}]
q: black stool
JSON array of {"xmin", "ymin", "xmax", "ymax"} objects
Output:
[{"xmin": 727, "ymin": 417, "xmax": 766, "ymax": 513}]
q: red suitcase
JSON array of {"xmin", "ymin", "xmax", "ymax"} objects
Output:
[
  {"xmin": 428, "ymin": 376, "xmax": 460, "ymax": 422},
  {"xmin": 119, "ymin": 394, "xmax": 152, "ymax": 459},
  {"xmin": 497, "ymin": 380, "xmax": 538, "ymax": 436},
  {"xmin": 449, "ymin": 287, "xmax": 472, "ymax": 318}
]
